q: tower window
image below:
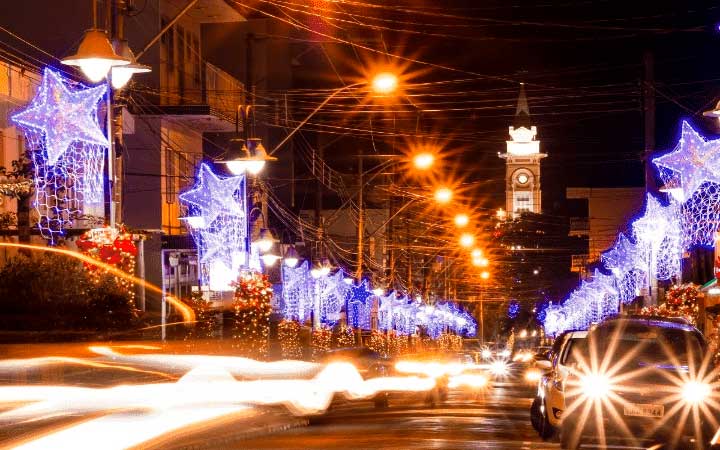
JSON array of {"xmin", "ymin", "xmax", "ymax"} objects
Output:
[{"xmin": 513, "ymin": 191, "xmax": 533, "ymax": 213}]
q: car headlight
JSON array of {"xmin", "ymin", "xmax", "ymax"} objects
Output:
[
  {"xmin": 489, "ymin": 360, "xmax": 509, "ymax": 376},
  {"xmin": 682, "ymin": 381, "xmax": 711, "ymax": 404},
  {"xmin": 581, "ymin": 374, "xmax": 612, "ymax": 399},
  {"xmin": 481, "ymin": 349, "xmax": 492, "ymax": 359},
  {"xmin": 525, "ymin": 369, "xmax": 542, "ymax": 383}
]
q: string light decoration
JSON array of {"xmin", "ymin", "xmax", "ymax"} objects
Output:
[
  {"xmin": 334, "ymin": 325, "xmax": 355, "ymax": 348},
  {"xmin": 281, "ymin": 261, "xmax": 313, "ymax": 323},
  {"xmin": 278, "ymin": 319, "xmax": 303, "ymax": 359},
  {"xmin": 311, "ymin": 326, "xmax": 332, "ymax": 359},
  {"xmin": 368, "ymin": 330, "xmax": 388, "ymax": 356},
  {"xmin": 347, "ymin": 279, "xmax": 373, "ymax": 329},
  {"xmin": 231, "ymin": 272, "xmax": 272, "ymax": 358},
  {"xmin": 11, "ymin": 68, "xmax": 108, "ymax": 242},
  {"xmin": 184, "ymin": 291, "xmax": 219, "ymax": 340},
  {"xmin": 641, "ymin": 283, "xmax": 700, "ymax": 325},
  {"xmin": 652, "ymin": 121, "xmax": 720, "ymax": 203},
  {"xmin": 76, "ymin": 227, "xmax": 138, "ymax": 304},
  {"xmin": 316, "ymin": 270, "xmax": 348, "ymax": 325},
  {"xmin": 179, "ymin": 163, "xmax": 247, "ymax": 291},
  {"xmin": 678, "ymin": 182, "xmax": 720, "ymax": 247}
]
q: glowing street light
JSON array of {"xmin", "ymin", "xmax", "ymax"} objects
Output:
[
  {"xmin": 413, "ymin": 152, "xmax": 434, "ymax": 170},
  {"xmin": 454, "ymin": 213, "xmax": 469, "ymax": 228},
  {"xmin": 371, "ymin": 72, "xmax": 399, "ymax": 95},
  {"xmin": 284, "ymin": 245, "xmax": 300, "ymax": 268},
  {"xmin": 471, "ymin": 248, "xmax": 483, "ymax": 259},
  {"xmin": 480, "ymin": 271, "xmax": 490, "ymax": 280},
  {"xmin": 459, "ymin": 233, "xmax": 475, "ymax": 248},
  {"xmin": 62, "ymin": 29, "xmax": 130, "ymax": 82},
  {"xmin": 255, "ymin": 228, "xmax": 275, "ymax": 253},
  {"xmin": 434, "ymin": 187, "xmax": 453, "ymax": 204}
]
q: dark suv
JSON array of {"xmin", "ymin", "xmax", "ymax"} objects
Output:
[{"xmin": 561, "ymin": 316, "xmax": 718, "ymax": 450}]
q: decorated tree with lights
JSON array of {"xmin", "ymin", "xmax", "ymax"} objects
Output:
[
  {"xmin": 311, "ymin": 326, "xmax": 332, "ymax": 359},
  {"xmin": 333, "ymin": 325, "xmax": 355, "ymax": 348},
  {"xmin": 231, "ymin": 272, "xmax": 273, "ymax": 358},
  {"xmin": 278, "ymin": 319, "xmax": 303, "ymax": 359},
  {"xmin": 641, "ymin": 283, "xmax": 700, "ymax": 325},
  {"xmin": 184, "ymin": 291, "xmax": 219, "ymax": 340}
]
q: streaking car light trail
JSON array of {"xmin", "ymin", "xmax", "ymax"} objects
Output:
[{"xmin": 0, "ymin": 356, "xmax": 437, "ymax": 449}]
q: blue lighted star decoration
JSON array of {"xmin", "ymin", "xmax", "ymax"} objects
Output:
[
  {"xmin": 179, "ymin": 163, "xmax": 245, "ymax": 226},
  {"xmin": 632, "ymin": 193, "xmax": 672, "ymax": 246},
  {"xmin": 11, "ymin": 68, "xmax": 108, "ymax": 166},
  {"xmin": 349, "ymin": 279, "xmax": 373, "ymax": 304},
  {"xmin": 601, "ymin": 233, "xmax": 643, "ymax": 274},
  {"xmin": 653, "ymin": 121, "xmax": 720, "ymax": 201}
]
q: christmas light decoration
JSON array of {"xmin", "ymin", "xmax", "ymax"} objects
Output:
[
  {"xmin": 652, "ymin": 121, "xmax": 720, "ymax": 202},
  {"xmin": 11, "ymin": 68, "xmax": 108, "ymax": 241},
  {"xmin": 179, "ymin": 163, "xmax": 247, "ymax": 291},
  {"xmin": 231, "ymin": 272, "xmax": 272, "ymax": 358},
  {"xmin": 76, "ymin": 226, "xmax": 138, "ymax": 305},
  {"xmin": 641, "ymin": 283, "xmax": 700, "ymax": 325},
  {"xmin": 311, "ymin": 326, "xmax": 332, "ymax": 359},
  {"xmin": 334, "ymin": 326, "xmax": 355, "ymax": 348},
  {"xmin": 281, "ymin": 261, "xmax": 314, "ymax": 323},
  {"xmin": 278, "ymin": 319, "xmax": 303, "ymax": 359},
  {"xmin": 679, "ymin": 182, "xmax": 720, "ymax": 247}
]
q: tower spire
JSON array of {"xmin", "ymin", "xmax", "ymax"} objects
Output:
[{"xmin": 513, "ymin": 82, "xmax": 531, "ymax": 128}]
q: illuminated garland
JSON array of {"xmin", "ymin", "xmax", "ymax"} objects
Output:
[
  {"xmin": 368, "ymin": 330, "xmax": 388, "ymax": 356},
  {"xmin": 278, "ymin": 319, "xmax": 303, "ymax": 359},
  {"xmin": 231, "ymin": 271, "xmax": 272, "ymax": 358},
  {"xmin": 311, "ymin": 326, "xmax": 332, "ymax": 359},
  {"xmin": 184, "ymin": 291, "xmax": 219, "ymax": 340},
  {"xmin": 334, "ymin": 325, "xmax": 355, "ymax": 348},
  {"xmin": 76, "ymin": 227, "xmax": 137, "ymax": 305}
]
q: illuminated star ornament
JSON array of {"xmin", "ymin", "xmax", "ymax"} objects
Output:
[
  {"xmin": 12, "ymin": 68, "xmax": 108, "ymax": 166},
  {"xmin": 652, "ymin": 121, "xmax": 720, "ymax": 202},
  {"xmin": 11, "ymin": 68, "xmax": 108, "ymax": 242},
  {"xmin": 180, "ymin": 163, "xmax": 247, "ymax": 291},
  {"xmin": 179, "ymin": 163, "xmax": 245, "ymax": 226}
]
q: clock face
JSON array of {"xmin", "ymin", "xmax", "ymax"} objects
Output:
[{"xmin": 517, "ymin": 174, "xmax": 529, "ymax": 184}]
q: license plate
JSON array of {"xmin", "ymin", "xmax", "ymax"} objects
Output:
[{"xmin": 623, "ymin": 403, "xmax": 664, "ymax": 418}]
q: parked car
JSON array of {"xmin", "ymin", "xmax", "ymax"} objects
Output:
[
  {"xmin": 560, "ymin": 316, "xmax": 717, "ymax": 450},
  {"xmin": 530, "ymin": 330, "xmax": 587, "ymax": 440}
]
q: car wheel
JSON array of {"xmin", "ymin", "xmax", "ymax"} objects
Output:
[
  {"xmin": 374, "ymin": 394, "xmax": 389, "ymax": 409},
  {"xmin": 538, "ymin": 406, "xmax": 556, "ymax": 441},
  {"xmin": 530, "ymin": 397, "xmax": 542, "ymax": 432},
  {"xmin": 560, "ymin": 420, "xmax": 581, "ymax": 450}
]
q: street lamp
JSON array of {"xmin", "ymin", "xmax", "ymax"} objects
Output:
[
  {"xmin": 224, "ymin": 138, "xmax": 277, "ymax": 176},
  {"xmin": 434, "ymin": 187, "xmax": 453, "ymax": 204},
  {"xmin": 459, "ymin": 232, "xmax": 475, "ymax": 248},
  {"xmin": 371, "ymin": 72, "xmax": 399, "ymax": 95},
  {"xmin": 284, "ymin": 245, "xmax": 300, "ymax": 268},
  {"xmin": 454, "ymin": 213, "xmax": 470, "ymax": 228},
  {"xmin": 412, "ymin": 152, "xmax": 434, "ymax": 171},
  {"xmin": 255, "ymin": 228, "xmax": 275, "ymax": 253},
  {"xmin": 62, "ymin": 29, "xmax": 130, "ymax": 82},
  {"xmin": 110, "ymin": 39, "xmax": 151, "ymax": 89},
  {"xmin": 471, "ymin": 248, "xmax": 483, "ymax": 260},
  {"xmin": 480, "ymin": 271, "xmax": 490, "ymax": 280}
]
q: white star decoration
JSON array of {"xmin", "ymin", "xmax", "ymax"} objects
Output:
[
  {"xmin": 179, "ymin": 163, "xmax": 245, "ymax": 227},
  {"xmin": 653, "ymin": 121, "xmax": 720, "ymax": 201},
  {"xmin": 632, "ymin": 193, "xmax": 672, "ymax": 246},
  {"xmin": 11, "ymin": 68, "xmax": 108, "ymax": 166}
]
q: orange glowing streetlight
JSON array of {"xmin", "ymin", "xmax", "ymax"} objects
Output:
[
  {"xmin": 434, "ymin": 187, "xmax": 453, "ymax": 204},
  {"xmin": 454, "ymin": 213, "xmax": 469, "ymax": 228},
  {"xmin": 471, "ymin": 248, "xmax": 483, "ymax": 259},
  {"xmin": 480, "ymin": 271, "xmax": 490, "ymax": 280},
  {"xmin": 412, "ymin": 152, "xmax": 435, "ymax": 170},
  {"xmin": 459, "ymin": 232, "xmax": 475, "ymax": 248},
  {"xmin": 473, "ymin": 257, "xmax": 489, "ymax": 268},
  {"xmin": 371, "ymin": 72, "xmax": 399, "ymax": 95}
]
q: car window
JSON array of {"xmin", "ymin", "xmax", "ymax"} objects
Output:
[{"xmin": 560, "ymin": 337, "xmax": 586, "ymax": 366}]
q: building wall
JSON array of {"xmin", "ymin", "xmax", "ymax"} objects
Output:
[{"xmin": 567, "ymin": 187, "xmax": 646, "ymax": 263}]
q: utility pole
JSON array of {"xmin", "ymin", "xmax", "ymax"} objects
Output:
[
  {"xmin": 643, "ymin": 50, "xmax": 658, "ymax": 305},
  {"xmin": 356, "ymin": 154, "xmax": 364, "ymax": 280}
]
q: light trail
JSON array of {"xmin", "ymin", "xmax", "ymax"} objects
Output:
[
  {"xmin": 0, "ymin": 355, "xmax": 437, "ymax": 449},
  {"xmin": 0, "ymin": 243, "xmax": 194, "ymax": 324}
]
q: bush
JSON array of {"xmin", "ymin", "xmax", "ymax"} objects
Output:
[{"xmin": 0, "ymin": 253, "xmax": 138, "ymax": 332}]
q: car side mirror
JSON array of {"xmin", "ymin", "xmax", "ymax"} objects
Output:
[{"xmin": 536, "ymin": 360, "xmax": 552, "ymax": 370}]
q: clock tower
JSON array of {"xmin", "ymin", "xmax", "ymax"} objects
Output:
[{"xmin": 499, "ymin": 83, "xmax": 546, "ymax": 216}]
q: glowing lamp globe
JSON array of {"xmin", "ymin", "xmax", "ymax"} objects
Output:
[
  {"xmin": 480, "ymin": 271, "xmax": 490, "ymax": 280},
  {"xmin": 372, "ymin": 288, "xmax": 384, "ymax": 296},
  {"xmin": 261, "ymin": 253, "xmax": 281, "ymax": 267},
  {"xmin": 454, "ymin": 213, "xmax": 469, "ymax": 228},
  {"xmin": 459, "ymin": 233, "xmax": 475, "ymax": 248},
  {"xmin": 110, "ymin": 40, "xmax": 151, "ymax": 89},
  {"xmin": 284, "ymin": 245, "xmax": 300, "ymax": 268},
  {"xmin": 61, "ymin": 29, "xmax": 130, "ymax": 82},
  {"xmin": 255, "ymin": 228, "xmax": 275, "ymax": 253},
  {"xmin": 413, "ymin": 152, "xmax": 434, "ymax": 170},
  {"xmin": 471, "ymin": 248, "xmax": 483, "ymax": 259},
  {"xmin": 371, "ymin": 72, "xmax": 398, "ymax": 95},
  {"xmin": 434, "ymin": 187, "xmax": 453, "ymax": 204}
]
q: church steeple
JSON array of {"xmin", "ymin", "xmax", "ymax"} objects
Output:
[
  {"xmin": 499, "ymin": 82, "xmax": 546, "ymax": 216},
  {"xmin": 513, "ymin": 82, "xmax": 532, "ymax": 129}
]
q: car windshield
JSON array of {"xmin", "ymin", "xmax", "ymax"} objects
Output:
[{"xmin": 592, "ymin": 322, "xmax": 705, "ymax": 369}]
